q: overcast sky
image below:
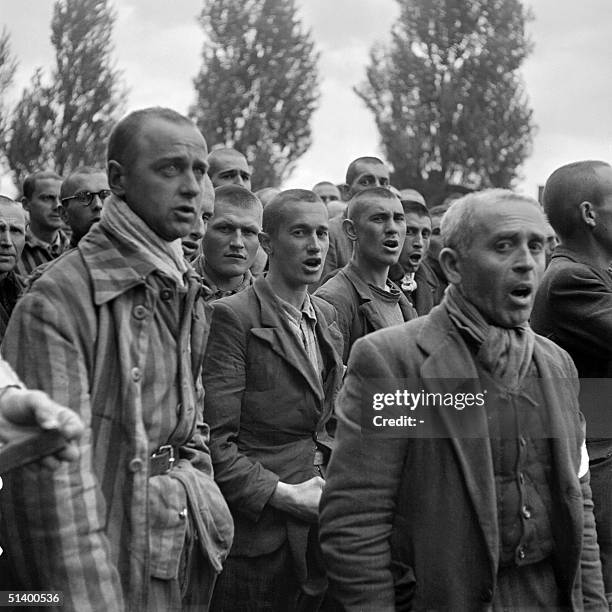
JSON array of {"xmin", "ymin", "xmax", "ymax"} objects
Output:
[{"xmin": 2, "ymin": 0, "xmax": 611, "ymax": 198}]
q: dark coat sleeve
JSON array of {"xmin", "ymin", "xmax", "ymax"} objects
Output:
[
  {"xmin": 319, "ymin": 334, "xmax": 407, "ymax": 611},
  {"xmin": 202, "ymin": 300, "xmax": 280, "ymax": 522}
]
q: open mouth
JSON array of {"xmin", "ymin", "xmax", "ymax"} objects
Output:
[
  {"xmin": 303, "ymin": 257, "xmax": 322, "ymax": 270},
  {"xmin": 509, "ymin": 285, "xmax": 532, "ymax": 299},
  {"xmin": 408, "ymin": 253, "xmax": 422, "ymax": 264},
  {"xmin": 383, "ymin": 239, "xmax": 399, "ymax": 249}
]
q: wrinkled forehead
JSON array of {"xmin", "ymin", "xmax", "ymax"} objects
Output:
[
  {"xmin": 0, "ymin": 203, "xmax": 26, "ymax": 226},
  {"xmin": 32, "ymin": 177, "xmax": 61, "ymax": 197},
  {"xmin": 135, "ymin": 117, "xmax": 208, "ymax": 160},
  {"xmin": 352, "ymin": 195, "xmax": 402, "ymax": 221},
  {"xmin": 63, "ymin": 172, "xmax": 109, "ymax": 196},
  {"xmin": 472, "ymin": 199, "xmax": 548, "ymax": 238},
  {"xmin": 351, "ymin": 161, "xmax": 389, "ymax": 183},
  {"xmin": 211, "ymin": 151, "xmax": 250, "ymax": 174}
]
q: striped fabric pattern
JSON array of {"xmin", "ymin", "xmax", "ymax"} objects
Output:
[
  {"xmin": 16, "ymin": 228, "xmax": 70, "ymax": 277},
  {"xmin": 0, "ymin": 222, "xmax": 228, "ymax": 610}
]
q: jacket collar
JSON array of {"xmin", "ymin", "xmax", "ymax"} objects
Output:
[
  {"xmin": 250, "ymin": 277, "xmax": 342, "ymax": 402},
  {"xmin": 78, "ymin": 223, "xmax": 197, "ymax": 305}
]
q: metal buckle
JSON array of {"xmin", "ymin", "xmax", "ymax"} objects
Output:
[{"xmin": 151, "ymin": 444, "xmax": 175, "ymax": 470}]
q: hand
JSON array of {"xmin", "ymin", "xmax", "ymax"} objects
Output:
[
  {"xmin": 270, "ymin": 476, "xmax": 325, "ymax": 523},
  {"xmin": 1, "ymin": 387, "xmax": 85, "ymax": 469}
]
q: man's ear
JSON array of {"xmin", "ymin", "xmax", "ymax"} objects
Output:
[
  {"xmin": 579, "ymin": 201, "xmax": 597, "ymax": 228},
  {"xmin": 259, "ymin": 231, "xmax": 272, "ymax": 256},
  {"xmin": 59, "ymin": 204, "xmax": 69, "ymax": 224},
  {"xmin": 342, "ymin": 218, "xmax": 358, "ymax": 242},
  {"xmin": 21, "ymin": 196, "xmax": 30, "ymax": 213},
  {"xmin": 439, "ymin": 247, "xmax": 463, "ymax": 285},
  {"xmin": 107, "ymin": 160, "xmax": 125, "ymax": 197}
]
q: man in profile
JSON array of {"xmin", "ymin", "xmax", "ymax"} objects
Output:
[
  {"xmin": 320, "ymin": 189, "xmax": 606, "ymax": 610},
  {"xmin": 18, "ymin": 170, "xmax": 69, "ymax": 276},
  {"xmin": 532, "ymin": 160, "xmax": 612, "ymax": 603},
  {"xmin": 1, "ymin": 107, "xmax": 233, "ymax": 611},
  {"xmin": 316, "ymin": 187, "xmax": 415, "ymax": 363},
  {"xmin": 204, "ymin": 189, "xmax": 343, "ymax": 610},
  {"xmin": 194, "ymin": 184, "xmax": 262, "ymax": 302}
]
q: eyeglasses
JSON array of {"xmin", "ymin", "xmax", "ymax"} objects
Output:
[{"xmin": 61, "ymin": 189, "xmax": 112, "ymax": 206}]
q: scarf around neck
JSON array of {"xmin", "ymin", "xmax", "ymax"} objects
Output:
[
  {"xmin": 444, "ymin": 284, "xmax": 535, "ymax": 389},
  {"xmin": 100, "ymin": 195, "xmax": 188, "ymax": 288}
]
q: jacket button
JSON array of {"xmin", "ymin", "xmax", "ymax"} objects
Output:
[
  {"xmin": 517, "ymin": 546, "xmax": 526, "ymax": 560},
  {"xmin": 133, "ymin": 305, "xmax": 148, "ymax": 320},
  {"xmin": 128, "ymin": 458, "xmax": 143, "ymax": 472},
  {"xmin": 480, "ymin": 587, "xmax": 493, "ymax": 602},
  {"xmin": 160, "ymin": 288, "xmax": 173, "ymax": 301},
  {"xmin": 521, "ymin": 505, "xmax": 532, "ymax": 519},
  {"xmin": 131, "ymin": 367, "xmax": 142, "ymax": 382},
  {"xmin": 179, "ymin": 508, "xmax": 187, "ymax": 520},
  {"xmin": 519, "ymin": 435, "xmax": 527, "ymax": 447}
]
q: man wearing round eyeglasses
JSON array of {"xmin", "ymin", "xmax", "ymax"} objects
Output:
[{"xmin": 60, "ymin": 166, "xmax": 111, "ymax": 247}]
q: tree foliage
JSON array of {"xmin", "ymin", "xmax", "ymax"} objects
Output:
[
  {"xmin": 356, "ymin": 0, "xmax": 535, "ymax": 204},
  {"xmin": 190, "ymin": 0, "xmax": 320, "ymax": 189},
  {"xmin": 5, "ymin": 0, "xmax": 125, "ymax": 188},
  {"xmin": 0, "ymin": 28, "xmax": 18, "ymax": 159}
]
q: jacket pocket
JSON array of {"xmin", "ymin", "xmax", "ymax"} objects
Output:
[{"xmin": 148, "ymin": 474, "xmax": 188, "ymax": 579}]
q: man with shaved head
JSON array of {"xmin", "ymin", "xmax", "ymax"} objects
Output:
[
  {"xmin": 194, "ymin": 184, "xmax": 262, "ymax": 301},
  {"xmin": 207, "ymin": 147, "xmax": 252, "ymax": 190},
  {"xmin": 204, "ymin": 189, "xmax": 343, "ymax": 610},
  {"xmin": 59, "ymin": 166, "xmax": 110, "ymax": 247},
  {"xmin": 320, "ymin": 188, "xmax": 606, "ymax": 610},
  {"xmin": 0, "ymin": 196, "xmax": 26, "ymax": 341},
  {"xmin": 1, "ymin": 107, "xmax": 233, "ymax": 610},
  {"xmin": 316, "ymin": 187, "xmax": 415, "ymax": 363},
  {"xmin": 313, "ymin": 181, "xmax": 341, "ymax": 205},
  {"xmin": 532, "ymin": 160, "xmax": 612, "ymax": 603},
  {"xmin": 319, "ymin": 157, "xmax": 392, "ymax": 285}
]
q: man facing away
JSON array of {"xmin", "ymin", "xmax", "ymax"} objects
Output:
[
  {"xmin": 193, "ymin": 184, "xmax": 262, "ymax": 302},
  {"xmin": 319, "ymin": 189, "xmax": 606, "ymax": 610},
  {"xmin": 532, "ymin": 160, "xmax": 612, "ymax": 604},
  {"xmin": 316, "ymin": 187, "xmax": 416, "ymax": 364},
  {"xmin": 0, "ymin": 197, "xmax": 26, "ymax": 341},
  {"xmin": 203, "ymin": 189, "xmax": 344, "ymax": 611},
  {"xmin": 0, "ymin": 107, "xmax": 233, "ymax": 611},
  {"xmin": 18, "ymin": 170, "xmax": 70, "ymax": 276}
]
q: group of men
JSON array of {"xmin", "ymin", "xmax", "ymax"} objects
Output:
[{"xmin": 1, "ymin": 104, "xmax": 612, "ymax": 612}]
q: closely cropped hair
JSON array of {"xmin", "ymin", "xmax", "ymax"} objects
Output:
[
  {"xmin": 207, "ymin": 147, "xmax": 248, "ymax": 176},
  {"xmin": 401, "ymin": 200, "xmax": 430, "ymax": 218},
  {"xmin": 346, "ymin": 186, "xmax": 399, "ymax": 221},
  {"xmin": 263, "ymin": 189, "xmax": 321, "ymax": 236},
  {"xmin": 441, "ymin": 189, "xmax": 542, "ymax": 254},
  {"xmin": 60, "ymin": 166, "xmax": 106, "ymax": 199},
  {"xmin": 22, "ymin": 170, "xmax": 62, "ymax": 200},
  {"xmin": 214, "ymin": 184, "xmax": 262, "ymax": 212},
  {"xmin": 543, "ymin": 160, "xmax": 610, "ymax": 241},
  {"xmin": 345, "ymin": 156, "xmax": 385, "ymax": 186},
  {"xmin": 107, "ymin": 107, "xmax": 198, "ymax": 166}
]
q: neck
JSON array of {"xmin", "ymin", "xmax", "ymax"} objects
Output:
[
  {"xmin": 29, "ymin": 221, "xmax": 58, "ymax": 244},
  {"xmin": 265, "ymin": 270, "xmax": 308, "ymax": 309},
  {"xmin": 351, "ymin": 254, "xmax": 389, "ymax": 289},
  {"xmin": 202, "ymin": 260, "xmax": 245, "ymax": 291},
  {"xmin": 563, "ymin": 237, "xmax": 612, "ymax": 271}
]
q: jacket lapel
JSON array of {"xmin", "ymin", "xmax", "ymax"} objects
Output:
[
  {"xmin": 250, "ymin": 280, "xmax": 325, "ymax": 401},
  {"xmin": 416, "ymin": 308, "xmax": 499, "ymax": 570}
]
